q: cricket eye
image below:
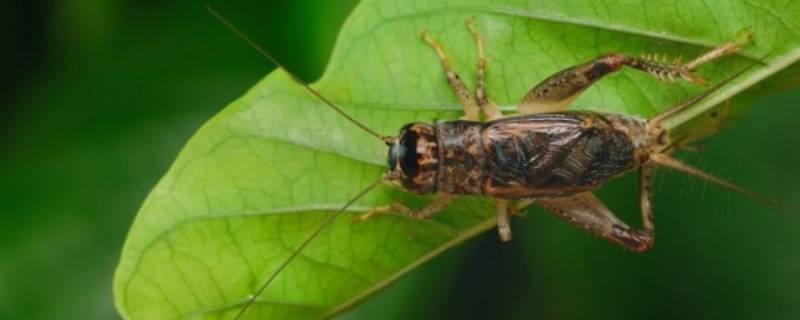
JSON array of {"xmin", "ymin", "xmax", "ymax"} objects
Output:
[
  {"xmin": 398, "ymin": 130, "xmax": 419, "ymax": 177},
  {"xmin": 387, "ymin": 142, "xmax": 401, "ymax": 170}
]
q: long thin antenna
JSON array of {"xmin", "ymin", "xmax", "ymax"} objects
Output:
[
  {"xmin": 651, "ymin": 153, "xmax": 784, "ymax": 209},
  {"xmin": 649, "ymin": 53, "xmax": 771, "ymax": 128},
  {"xmin": 234, "ymin": 179, "xmax": 383, "ymax": 320},
  {"xmin": 206, "ymin": 6, "xmax": 388, "ymax": 141}
]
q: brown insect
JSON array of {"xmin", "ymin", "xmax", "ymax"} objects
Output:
[{"xmin": 208, "ymin": 8, "xmax": 779, "ymax": 319}]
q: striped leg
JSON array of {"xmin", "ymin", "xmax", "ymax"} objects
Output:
[
  {"xmin": 518, "ymin": 30, "xmax": 752, "ymax": 115},
  {"xmin": 422, "ymin": 32, "xmax": 481, "ymax": 121}
]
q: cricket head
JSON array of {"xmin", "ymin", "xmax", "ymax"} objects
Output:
[{"xmin": 384, "ymin": 123, "xmax": 439, "ymax": 194}]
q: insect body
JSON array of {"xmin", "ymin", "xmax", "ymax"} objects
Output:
[
  {"xmin": 389, "ymin": 112, "xmax": 649, "ymax": 199},
  {"xmin": 378, "ymin": 106, "xmax": 665, "ymax": 249},
  {"xmin": 207, "ymin": 9, "xmax": 776, "ymax": 319}
]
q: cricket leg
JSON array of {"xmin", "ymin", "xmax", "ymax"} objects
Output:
[
  {"xmin": 422, "ymin": 31, "xmax": 481, "ymax": 121},
  {"xmin": 354, "ymin": 193, "xmax": 455, "ymax": 222},
  {"xmin": 466, "ymin": 17, "xmax": 503, "ymax": 120},
  {"xmin": 538, "ymin": 191, "xmax": 654, "ymax": 252},
  {"xmin": 518, "ymin": 30, "xmax": 752, "ymax": 115},
  {"xmin": 491, "ymin": 166, "xmax": 656, "ymax": 244},
  {"xmin": 495, "ymin": 199, "xmax": 513, "ymax": 241}
]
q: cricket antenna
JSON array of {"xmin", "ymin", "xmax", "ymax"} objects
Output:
[
  {"xmin": 233, "ymin": 179, "xmax": 383, "ymax": 319},
  {"xmin": 206, "ymin": 6, "xmax": 390, "ymax": 143},
  {"xmin": 649, "ymin": 52, "xmax": 772, "ymax": 129}
]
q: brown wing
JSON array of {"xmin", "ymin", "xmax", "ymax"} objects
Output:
[{"xmin": 482, "ymin": 112, "xmax": 635, "ymax": 198}]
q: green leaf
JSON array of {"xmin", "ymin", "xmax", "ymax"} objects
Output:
[{"xmin": 114, "ymin": 1, "xmax": 800, "ymax": 319}]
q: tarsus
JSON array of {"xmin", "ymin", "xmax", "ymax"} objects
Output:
[{"xmin": 649, "ymin": 52, "xmax": 772, "ymax": 129}]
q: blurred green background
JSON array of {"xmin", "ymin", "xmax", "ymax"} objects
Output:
[{"xmin": 2, "ymin": 1, "xmax": 798, "ymax": 319}]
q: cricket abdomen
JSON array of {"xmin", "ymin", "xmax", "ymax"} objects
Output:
[{"xmin": 435, "ymin": 112, "xmax": 649, "ymax": 199}]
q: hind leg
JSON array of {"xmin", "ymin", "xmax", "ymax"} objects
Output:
[
  {"xmin": 538, "ymin": 190, "xmax": 655, "ymax": 252},
  {"xmin": 354, "ymin": 193, "xmax": 455, "ymax": 222},
  {"xmin": 518, "ymin": 30, "xmax": 753, "ymax": 115}
]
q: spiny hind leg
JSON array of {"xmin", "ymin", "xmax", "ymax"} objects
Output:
[
  {"xmin": 538, "ymin": 190, "xmax": 654, "ymax": 252},
  {"xmin": 518, "ymin": 30, "xmax": 753, "ymax": 115},
  {"xmin": 422, "ymin": 32, "xmax": 480, "ymax": 121},
  {"xmin": 466, "ymin": 17, "xmax": 502, "ymax": 120},
  {"xmin": 497, "ymin": 166, "xmax": 656, "ymax": 246},
  {"xmin": 354, "ymin": 193, "xmax": 455, "ymax": 222}
]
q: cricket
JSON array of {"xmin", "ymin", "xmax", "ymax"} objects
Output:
[{"xmin": 207, "ymin": 7, "xmax": 780, "ymax": 319}]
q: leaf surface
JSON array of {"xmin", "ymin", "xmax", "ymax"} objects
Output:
[{"xmin": 114, "ymin": 1, "xmax": 800, "ymax": 319}]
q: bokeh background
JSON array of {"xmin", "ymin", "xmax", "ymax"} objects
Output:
[{"xmin": 2, "ymin": 1, "xmax": 798, "ymax": 319}]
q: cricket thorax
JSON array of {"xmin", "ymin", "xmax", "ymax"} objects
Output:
[
  {"xmin": 435, "ymin": 121, "xmax": 485, "ymax": 194},
  {"xmin": 386, "ymin": 123, "xmax": 439, "ymax": 194}
]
